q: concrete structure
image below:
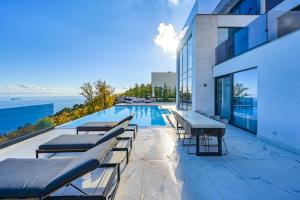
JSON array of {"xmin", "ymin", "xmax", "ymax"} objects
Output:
[
  {"xmin": 176, "ymin": 0, "xmax": 300, "ymax": 153},
  {"xmin": 151, "ymin": 72, "xmax": 176, "ymax": 96}
]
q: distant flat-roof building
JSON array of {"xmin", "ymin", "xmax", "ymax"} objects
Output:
[
  {"xmin": 151, "ymin": 72, "xmax": 176, "ymax": 88},
  {"xmin": 151, "ymin": 72, "xmax": 176, "ymax": 96}
]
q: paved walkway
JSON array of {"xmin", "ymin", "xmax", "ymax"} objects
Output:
[
  {"xmin": 116, "ymin": 126, "xmax": 300, "ymax": 200},
  {"xmin": 0, "ymin": 126, "xmax": 300, "ymax": 200}
]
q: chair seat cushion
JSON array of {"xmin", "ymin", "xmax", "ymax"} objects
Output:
[
  {"xmin": 39, "ymin": 134, "xmax": 103, "ymax": 150},
  {"xmin": 0, "ymin": 158, "xmax": 72, "ymax": 198}
]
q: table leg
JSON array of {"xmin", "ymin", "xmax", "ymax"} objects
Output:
[
  {"xmin": 196, "ymin": 129, "xmax": 200, "ymax": 156},
  {"xmin": 218, "ymin": 133, "xmax": 222, "ymax": 156}
]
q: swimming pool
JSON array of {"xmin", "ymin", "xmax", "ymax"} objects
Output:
[{"xmin": 59, "ymin": 105, "xmax": 171, "ymax": 128}]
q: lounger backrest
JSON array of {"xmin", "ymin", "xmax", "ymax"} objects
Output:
[
  {"xmin": 43, "ymin": 138, "xmax": 117, "ymax": 196},
  {"xmin": 95, "ymin": 125, "xmax": 127, "ymax": 145},
  {"xmin": 115, "ymin": 113, "xmax": 135, "ymax": 126}
]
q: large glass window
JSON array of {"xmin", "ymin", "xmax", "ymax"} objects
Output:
[
  {"xmin": 216, "ymin": 75, "xmax": 232, "ymax": 120},
  {"xmin": 178, "ymin": 36, "xmax": 193, "ymax": 110},
  {"xmin": 215, "ymin": 68, "xmax": 257, "ymax": 133},
  {"xmin": 179, "ymin": 51, "xmax": 183, "ymax": 108},
  {"xmin": 182, "ymin": 45, "xmax": 188, "ymax": 110},
  {"xmin": 229, "ymin": 0, "xmax": 260, "ymax": 15},
  {"xmin": 187, "ymin": 37, "xmax": 193, "ymax": 110},
  {"xmin": 233, "ymin": 69, "xmax": 257, "ymax": 133}
]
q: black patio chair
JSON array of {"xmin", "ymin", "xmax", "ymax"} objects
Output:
[
  {"xmin": 171, "ymin": 110, "xmax": 185, "ymax": 139},
  {"xmin": 198, "ymin": 118, "xmax": 228, "ymax": 155}
]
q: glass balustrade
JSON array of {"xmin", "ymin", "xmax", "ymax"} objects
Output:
[{"xmin": 216, "ymin": 10, "xmax": 300, "ymax": 64}]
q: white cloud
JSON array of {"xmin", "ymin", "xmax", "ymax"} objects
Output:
[
  {"xmin": 168, "ymin": 0, "xmax": 179, "ymax": 5},
  {"xmin": 154, "ymin": 23, "xmax": 187, "ymax": 57},
  {"xmin": 0, "ymin": 84, "xmax": 79, "ymax": 95}
]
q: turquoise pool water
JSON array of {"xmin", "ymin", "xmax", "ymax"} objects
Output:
[{"xmin": 59, "ymin": 105, "xmax": 171, "ymax": 128}]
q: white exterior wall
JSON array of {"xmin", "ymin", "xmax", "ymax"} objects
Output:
[
  {"xmin": 191, "ymin": 15, "xmax": 257, "ymax": 115},
  {"xmin": 213, "ymin": 30, "xmax": 300, "ymax": 153},
  {"xmin": 193, "ymin": 16, "xmax": 216, "ymax": 115}
]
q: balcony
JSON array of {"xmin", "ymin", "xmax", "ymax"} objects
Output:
[{"xmin": 216, "ymin": 9, "xmax": 300, "ymax": 65}]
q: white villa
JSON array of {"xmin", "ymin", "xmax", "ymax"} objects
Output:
[{"xmin": 176, "ymin": 0, "xmax": 300, "ymax": 153}]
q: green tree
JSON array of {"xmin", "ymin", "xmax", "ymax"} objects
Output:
[
  {"xmin": 234, "ymin": 83, "xmax": 249, "ymax": 97},
  {"xmin": 162, "ymin": 83, "xmax": 169, "ymax": 102},
  {"xmin": 154, "ymin": 86, "xmax": 162, "ymax": 99},
  {"xmin": 94, "ymin": 80, "xmax": 115, "ymax": 109},
  {"xmin": 36, "ymin": 117, "xmax": 54, "ymax": 129},
  {"xmin": 146, "ymin": 84, "xmax": 152, "ymax": 97},
  {"xmin": 80, "ymin": 82, "xmax": 94, "ymax": 104},
  {"xmin": 140, "ymin": 84, "xmax": 146, "ymax": 98}
]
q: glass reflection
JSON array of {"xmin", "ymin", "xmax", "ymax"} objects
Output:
[
  {"xmin": 216, "ymin": 75, "xmax": 232, "ymax": 120},
  {"xmin": 178, "ymin": 36, "xmax": 193, "ymax": 110},
  {"xmin": 233, "ymin": 69, "xmax": 257, "ymax": 133}
]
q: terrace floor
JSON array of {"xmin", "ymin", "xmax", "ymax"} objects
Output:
[{"xmin": 0, "ymin": 125, "xmax": 300, "ymax": 199}]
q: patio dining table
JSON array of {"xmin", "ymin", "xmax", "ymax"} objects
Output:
[{"xmin": 176, "ymin": 111, "xmax": 226, "ymax": 156}]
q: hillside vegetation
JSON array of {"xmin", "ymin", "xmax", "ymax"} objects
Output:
[
  {"xmin": 0, "ymin": 80, "xmax": 115, "ymax": 144},
  {"xmin": 121, "ymin": 83, "xmax": 176, "ymax": 102}
]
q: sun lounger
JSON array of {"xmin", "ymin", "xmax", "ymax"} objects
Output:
[
  {"xmin": 0, "ymin": 138, "xmax": 120, "ymax": 200},
  {"xmin": 76, "ymin": 114, "xmax": 138, "ymax": 139},
  {"xmin": 36, "ymin": 122, "xmax": 132, "ymax": 163}
]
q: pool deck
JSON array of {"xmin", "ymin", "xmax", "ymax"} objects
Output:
[{"xmin": 0, "ymin": 122, "xmax": 300, "ymax": 199}]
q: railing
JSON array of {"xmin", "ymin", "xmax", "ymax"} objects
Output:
[
  {"xmin": 0, "ymin": 104, "xmax": 54, "ymax": 146},
  {"xmin": 216, "ymin": 10, "xmax": 300, "ymax": 64}
]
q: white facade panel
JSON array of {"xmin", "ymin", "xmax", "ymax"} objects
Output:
[
  {"xmin": 213, "ymin": 30, "xmax": 300, "ymax": 153},
  {"xmin": 182, "ymin": 15, "xmax": 257, "ymax": 114}
]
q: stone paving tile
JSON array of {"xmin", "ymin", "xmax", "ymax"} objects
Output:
[{"xmin": 1, "ymin": 125, "xmax": 300, "ymax": 200}]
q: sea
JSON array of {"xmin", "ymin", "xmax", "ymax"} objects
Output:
[
  {"xmin": 0, "ymin": 96, "xmax": 85, "ymax": 113},
  {"xmin": 0, "ymin": 96, "xmax": 85, "ymax": 134}
]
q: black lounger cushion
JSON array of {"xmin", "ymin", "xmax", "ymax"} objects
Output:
[
  {"xmin": 38, "ymin": 127, "xmax": 126, "ymax": 151},
  {"xmin": 39, "ymin": 134, "xmax": 102, "ymax": 150},
  {"xmin": 0, "ymin": 137, "xmax": 118, "ymax": 198},
  {"xmin": 0, "ymin": 158, "xmax": 72, "ymax": 198},
  {"xmin": 44, "ymin": 138, "xmax": 117, "ymax": 196},
  {"xmin": 76, "ymin": 113, "xmax": 135, "ymax": 132},
  {"xmin": 77, "ymin": 122, "xmax": 117, "ymax": 131}
]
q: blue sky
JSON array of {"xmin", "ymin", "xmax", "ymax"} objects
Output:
[{"xmin": 0, "ymin": 0, "xmax": 220, "ymax": 96}]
